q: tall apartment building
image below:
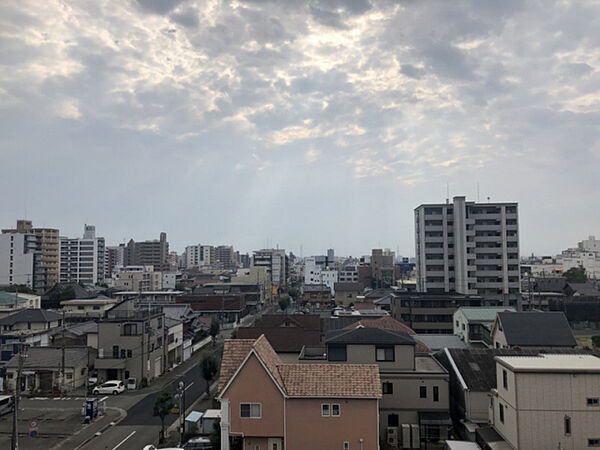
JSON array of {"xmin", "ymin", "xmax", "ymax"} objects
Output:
[
  {"xmin": 124, "ymin": 232, "xmax": 169, "ymax": 271},
  {"xmin": 60, "ymin": 224, "xmax": 105, "ymax": 286},
  {"xmin": 415, "ymin": 196, "xmax": 520, "ymax": 304},
  {"xmin": 215, "ymin": 245, "xmax": 236, "ymax": 269},
  {"xmin": 253, "ymin": 249, "xmax": 288, "ymax": 287},
  {"xmin": 0, "ymin": 233, "xmax": 47, "ymax": 291},
  {"xmin": 2, "ymin": 220, "xmax": 60, "ymax": 288},
  {"xmin": 184, "ymin": 244, "xmax": 216, "ymax": 268},
  {"xmin": 105, "ymin": 245, "xmax": 125, "ymax": 279}
]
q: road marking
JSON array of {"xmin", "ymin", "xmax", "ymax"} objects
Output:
[
  {"xmin": 185, "ymin": 381, "xmax": 194, "ymax": 391},
  {"xmin": 99, "ymin": 396, "xmax": 108, "ymax": 402},
  {"xmin": 112, "ymin": 430, "xmax": 136, "ymax": 450}
]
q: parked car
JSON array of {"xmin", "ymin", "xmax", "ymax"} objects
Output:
[
  {"xmin": 92, "ymin": 380, "xmax": 125, "ymax": 395},
  {"xmin": 0, "ymin": 395, "xmax": 15, "ymax": 416},
  {"xmin": 184, "ymin": 437, "xmax": 213, "ymax": 450}
]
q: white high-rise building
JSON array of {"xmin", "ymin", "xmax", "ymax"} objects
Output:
[
  {"xmin": 60, "ymin": 224, "xmax": 105, "ymax": 285},
  {"xmin": 184, "ymin": 244, "xmax": 215, "ymax": 268},
  {"xmin": 415, "ymin": 196, "xmax": 520, "ymax": 304},
  {"xmin": 0, "ymin": 233, "xmax": 46, "ymax": 291}
]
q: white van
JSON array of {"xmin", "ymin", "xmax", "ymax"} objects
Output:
[{"xmin": 0, "ymin": 395, "xmax": 15, "ymax": 416}]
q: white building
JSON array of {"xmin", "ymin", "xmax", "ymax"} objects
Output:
[
  {"xmin": 59, "ymin": 225, "xmax": 105, "ymax": 286},
  {"xmin": 184, "ymin": 244, "xmax": 215, "ymax": 268},
  {"xmin": 163, "ymin": 272, "xmax": 177, "ymax": 290},
  {"xmin": 252, "ymin": 249, "xmax": 287, "ymax": 287},
  {"xmin": 303, "ymin": 257, "xmax": 338, "ymax": 293},
  {"xmin": 415, "ymin": 196, "xmax": 520, "ymax": 305},
  {"xmin": 491, "ymin": 354, "xmax": 600, "ymax": 450},
  {"xmin": 0, "ymin": 233, "xmax": 46, "ymax": 291}
]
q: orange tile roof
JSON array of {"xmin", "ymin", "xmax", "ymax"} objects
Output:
[
  {"xmin": 218, "ymin": 339, "xmax": 254, "ymax": 392},
  {"xmin": 344, "ymin": 316, "xmax": 431, "ymax": 353},
  {"xmin": 278, "ymin": 364, "xmax": 381, "ymax": 398},
  {"xmin": 252, "ymin": 334, "xmax": 284, "ymax": 388}
]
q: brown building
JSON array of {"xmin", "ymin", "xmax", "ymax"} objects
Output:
[
  {"xmin": 301, "ymin": 284, "xmax": 332, "ymax": 306},
  {"xmin": 176, "ymin": 294, "xmax": 248, "ymax": 323},
  {"xmin": 124, "ymin": 232, "xmax": 169, "ymax": 271},
  {"xmin": 218, "ymin": 335, "xmax": 381, "ymax": 450},
  {"xmin": 334, "ymin": 282, "xmax": 364, "ymax": 307},
  {"xmin": 2, "ymin": 220, "xmax": 60, "ymax": 288}
]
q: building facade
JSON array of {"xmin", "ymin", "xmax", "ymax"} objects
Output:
[
  {"xmin": 415, "ymin": 196, "xmax": 520, "ymax": 305},
  {"xmin": 253, "ymin": 249, "xmax": 288, "ymax": 287},
  {"xmin": 124, "ymin": 232, "xmax": 169, "ymax": 271},
  {"xmin": 0, "ymin": 233, "xmax": 47, "ymax": 291},
  {"xmin": 59, "ymin": 225, "xmax": 105, "ymax": 286}
]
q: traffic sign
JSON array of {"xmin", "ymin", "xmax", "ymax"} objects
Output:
[
  {"xmin": 30, "ymin": 420, "xmax": 38, "ymax": 428},
  {"xmin": 30, "ymin": 430, "xmax": 38, "ymax": 438}
]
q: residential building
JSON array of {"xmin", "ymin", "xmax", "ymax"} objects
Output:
[
  {"xmin": 334, "ymin": 282, "xmax": 364, "ymax": 307},
  {"xmin": 51, "ymin": 321, "xmax": 98, "ymax": 349},
  {"xmin": 112, "ymin": 265, "xmax": 163, "ymax": 291},
  {"xmin": 176, "ymin": 294, "xmax": 247, "ymax": 323},
  {"xmin": 59, "ymin": 224, "xmax": 105, "ymax": 286},
  {"xmin": 184, "ymin": 244, "xmax": 216, "ymax": 268},
  {"xmin": 231, "ymin": 266, "xmax": 273, "ymax": 304},
  {"xmin": 5, "ymin": 346, "xmax": 93, "ymax": 394},
  {"xmin": 253, "ymin": 249, "xmax": 288, "ymax": 287},
  {"xmin": 491, "ymin": 354, "xmax": 600, "ymax": 450},
  {"xmin": 301, "ymin": 284, "xmax": 332, "ymax": 307},
  {"xmin": 124, "ymin": 232, "xmax": 170, "ymax": 272},
  {"xmin": 95, "ymin": 299, "xmax": 165, "ymax": 383},
  {"xmin": 218, "ymin": 335, "xmax": 381, "ymax": 450},
  {"xmin": 303, "ymin": 257, "xmax": 338, "ymax": 293},
  {"xmin": 323, "ymin": 327, "xmax": 451, "ymax": 447},
  {"xmin": 415, "ymin": 196, "xmax": 520, "ymax": 305},
  {"xmin": 0, "ymin": 308, "xmax": 63, "ymax": 347},
  {"xmin": 165, "ymin": 317, "xmax": 184, "ymax": 369},
  {"xmin": 215, "ymin": 245, "xmax": 236, "ymax": 269},
  {"xmin": 2, "ymin": 220, "xmax": 60, "ymax": 288},
  {"xmin": 453, "ymin": 307, "xmax": 515, "ymax": 347},
  {"xmin": 391, "ymin": 292, "xmax": 489, "ymax": 334},
  {"xmin": 60, "ymin": 296, "xmax": 117, "ymax": 321},
  {"xmin": 0, "ymin": 233, "xmax": 47, "ymax": 291},
  {"xmin": 105, "ymin": 245, "xmax": 125, "ymax": 279},
  {"xmin": 490, "ymin": 311, "xmax": 577, "ymax": 349},
  {"xmin": 338, "ymin": 266, "xmax": 359, "ymax": 283},
  {"xmin": 0, "ymin": 291, "xmax": 41, "ymax": 313}
]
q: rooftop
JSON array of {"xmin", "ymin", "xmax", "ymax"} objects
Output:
[
  {"xmin": 6, "ymin": 346, "xmax": 89, "ymax": 369},
  {"xmin": 325, "ymin": 327, "xmax": 416, "ymax": 346},
  {"xmin": 0, "ymin": 291, "xmax": 29, "ymax": 305},
  {"xmin": 0, "ymin": 308, "xmax": 62, "ymax": 325},
  {"xmin": 457, "ymin": 306, "xmax": 515, "ymax": 322},
  {"xmin": 496, "ymin": 354, "xmax": 600, "ymax": 372},
  {"xmin": 496, "ymin": 311, "xmax": 577, "ymax": 347}
]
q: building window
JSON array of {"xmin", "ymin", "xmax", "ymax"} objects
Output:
[
  {"xmin": 343, "ymin": 443, "xmax": 349, "ymax": 450},
  {"xmin": 388, "ymin": 414, "xmax": 399, "ymax": 427},
  {"xmin": 123, "ymin": 323, "xmax": 138, "ymax": 336},
  {"xmin": 587, "ymin": 398, "xmax": 600, "ymax": 406},
  {"xmin": 332, "ymin": 404, "xmax": 340, "ymax": 416},
  {"xmin": 112, "ymin": 345, "xmax": 119, "ymax": 358},
  {"xmin": 328, "ymin": 345, "xmax": 347, "ymax": 361},
  {"xmin": 589, "ymin": 439, "xmax": 600, "ymax": 447},
  {"xmin": 433, "ymin": 386, "xmax": 439, "ymax": 402},
  {"xmin": 564, "ymin": 416, "xmax": 571, "ymax": 435},
  {"xmin": 127, "ymin": 349, "xmax": 133, "ymax": 358},
  {"xmin": 499, "ymin": 403, "xmax": 504, "ymax": 423},
  {"xmin": 376, "ymin": 346, "xmax": 394, "ymax": 362},
  {"xmin": 382, "ymin": 382, "xmax": 393, "ymax": 394},
  {"xmin": 322, "ymin": 404, "xmax": 330, "ymax": 416},
  {"xmin": 420, "ymin": 386, "xmax": 427, "ymax": 398},
  {"xmin": 503, "ymin": 369, "xmax": 508, "ymax": 389},
  {"xmin": 240, "ymin": 403, "xmax": 261, "ymax": 418}
]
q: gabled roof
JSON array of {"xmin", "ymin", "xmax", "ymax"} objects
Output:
[
  {"xmin": 0, "ymin": 308, "xmax": 62, "ymax": 325},
  {"xmin": 565, "ymin": 282, "xmax": 600, "ymax": 297},
  {"xmin": 5, "ymin": 347, "xmax": 88, "ymax": 369},
  {"xmin": 236, "ymin": 326, "xmax": 321, "ymax": 352},
  {"xmin": 343, "ymin": 316, "xmax": 430, "ymax": 353},
  {"xmin": 414, "ymin": 334, "xmax": 467, "ymax": 351},
  {"xmin": 334, "ymin": 282, "xmax": 364, "ymax": 292},
  {"xmin": 457, "ymin": 307, "xmax": 515, "ymax": 322},
  {"xmin": 325, "ymin": 327, "xmax": 416, "ymax": 346},
  {"xmin": 496, "ymin": 312, "xmax": 576, "ymax": 347},
  {"xmin": 65, "ymin": 321, "xmax": 98, "ymax": 336},
  {"xmin": 255, "ymin": 314, "xmax": 320, "ymax": 331},
  {"xmin": 219, "ymin": 335, "xmax": 381, "ymax": 399}
]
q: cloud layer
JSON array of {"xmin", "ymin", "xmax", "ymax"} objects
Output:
[{"xmin": 1, "ymin": 0, "xmax": 599, "ymax": 256}]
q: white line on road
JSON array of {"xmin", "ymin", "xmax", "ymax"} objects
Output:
[
  {"xmin": 112, "ymin": 430, "xmax": 136, "ymax": 450},
  {"xmin": 99, "ymin": 396, "xmax": 109, "ymax": 402},
  {"xmin": 185, "ymin": 381, "xmax": 194, "ymax": 391}
]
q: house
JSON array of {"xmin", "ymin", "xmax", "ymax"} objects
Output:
[
  {"xmin": 343, "ymin": 316, "xmax": 431, "ymax": 353},
  {"xmin": 0, "ymin": 291, "xmax": 40, "ymax": 314},
  {"xmin": 563, "ymin": 281, "xmax": 600, "ymax": 297},
  {"xmin": 218, "ymin": 335, "xmax": 381, "ymax": 450},
  {"xmin": 5, "ymin": 346, "xmax": 93, "ymax": 394},
  {"xmin": 333, "ymin": 282, "xmax": 364, "ymax": 307},
  {"xmin": 490, "ymin": 311, "xmax": 577, "ymax": 349},
  {"xmin": 301, "ymin": 284, "xmax": 332, "ymax": 307},
  {"xmin": 95, "ymin": 299, "xmax": 165, "ymax": 384},
  {"xmin": 453, "ymin": 307, "xmax": 515, "ymax": 347},
  {"xmin": 236, "ymin": 314, "xmax": 321, "ymax": 362},
  {"xmin": 51, "ymin": 321, "xmax": 98, "ymax": 348},
  {"xmin": 176, "ymin": 294, "xmax": 247, "ymax": 323},
  {"xmin": 413, "ymin": 334, "xmax": 467, "ymax": 352},
  {"xmin": 324, "ymin": 327, "xmax": 451, "ymax": 448},
  {"xmin": 0, "ymin": 308, "xmax": 63, "ymax": 348},
  {"xmin": 491, "ymin": 354, "xmax": 600, "ymax": 450},
  {"xmin": 165, "ymin": 317, "xmax": 184, "ymax": 369},
  {"xmin": 60, "ymin": 295, "xmax": 117, "ymax": 321}
]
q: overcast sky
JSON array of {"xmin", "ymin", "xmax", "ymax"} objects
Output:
[{"xmin": 1, "ymin": 0, "xmax": 599, "ymax": 257}]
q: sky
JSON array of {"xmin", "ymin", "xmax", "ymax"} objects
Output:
[{"xmin": 1, "ymin": 0, "xmax": 599, "ymax": 258}]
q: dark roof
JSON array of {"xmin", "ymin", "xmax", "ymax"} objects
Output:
[
  {"xmin": 321, "ymin": 316, "xmax": 364, "ymax": 333},
  {"xmin": 363, "ymin": 289, "xmax": 395, "ymax": 299},
  {"xmin": 65, "ymin": 321, "xmax": 98, "ymax": 336},
  {"xmin": 303, "ymin": 284, "xmax": 330, "ymax": 293},
  {"xmin": 176, "ymin": 295, "xmax": 245, "ymax": 311},
  {"xmin": 325, "ymin": 327, "xmax": 415, "ymax": 346},
  {"xmin": 565, "ymin": 282, "xmax": 600, "ymax": 297},
  {"xmin": 43, "ymin": 282, "xmax": 98, "ymax": 299},
  {"xmin": 255, "ymin": 314, "xmax": 320, "ymax": 331},
  {"xmin": 438, "ymin": 347, "xmax": 600, "ymax": 392},
  {"xmin": 236, "ymin": 327, "xmax": 321, "ymax": 352},
  {"xmin": 6, "ymin": 347, "xmax": 89, "ymax": 368},
  {"xmin": 334, "ymin": 282, "xmax": 364, "ymax": 292},
  {"xmin": 0, "ymin": 308, "xmax": 62, "ymax": 325},
  {"xmin": 532, "ymin": 277, "xmax": 566, "ymax": 293},
  {"xmin": 497, "ymin": 312, "xmax": 576, "ymax": 347}
]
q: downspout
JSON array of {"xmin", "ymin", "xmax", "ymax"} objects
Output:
[{"xmin": 283, "ymin": 396, "xmax": 287, "ymax": 450}]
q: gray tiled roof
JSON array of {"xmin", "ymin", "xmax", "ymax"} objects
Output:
[
  {"xmin": 497, "ymin": 311, "xmax": 577, "ymax": 347},
  {"xmin": 0, "ymin": 309, "xmax": 62, "ymax": 325},
  {"xmin": 325, "ymin": 327, "xmax": 415, "ymax": 346},
  {"xmin": 6, "ymin": 347, "xmax": 89, "ymax": 369}
]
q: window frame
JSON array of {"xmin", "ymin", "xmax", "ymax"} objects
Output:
[
  {"xmin": 502, "ymin": 369, "xmax": 508, "ymax": 390},
  {"xmin": 328, "ymin": 345, "xmax": 347, "ymax": 362},
  {"xmin": 240, "ymin": 403, "xmax": 261, "ymax": 419},
  {"xmin": 321, "ymin": 403, "xmax": 330, "ymax": 417},
  {"xmin": 420, "ymin": 386, "xmax": 427, "ymax": 399},
  {"xmin": 433, "ymin": 386, "xmax": 439, "ymax": 402},
  {"xmin": 564, "ymin": 416, "xmax": 571, "ymax": 436},
  {"xmin": 499, "ymin": 403, "xmax": 504, "ymax": 423},
  {"xmin": 331, "ymin": 404, "xmax": 340, "ymax": 417},
  {"xmin": 343, "ymin": 442, "xmax": 349, "ymax": 450},
  {"xmin": 382, "ymin": 382, "xmax": 393, "ymax": 395},
  {"xmin": 375, "ymin": 346, "xmax": 395, "ymax": 362},
  {"xmin": 587, "ymin": 398, "xmax": 599, "ymax": 406}
]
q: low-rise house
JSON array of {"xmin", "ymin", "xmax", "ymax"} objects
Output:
[
  {"xmin": 51, "ymin": 321, "xmax": 98, "ymax": 348},
  {"xmin": 60, "ymin": 295, "xmax": 117, "ymax": 321},
  {"xmin": 113, "ymin": 290, "xmax": 184, "ymax": 304},
  {"xmin": 333, "ymin": 282, "xmax": 364, "ymax": 307},
  {"xmin": 95, "ymin": 299, "xmax": 165, "ymax": 384},
  {"xmin": 324, "ymin": 327, "xmax": 451, "ymax": 448},
  {"xmin": 453, "ymin": 307, "xmax": 515, "ymax": 347},
  {"xmin": 491, "ymin": 354, "xmax": 600, "ymax": 450},
  {"xmin": 5, "ymin": 346, "xmax": 93, "ymax": 394},
  {"xmin": 218, "ymin": 335, "xmax": 381, "ymax": 450},
  {"xmin": 301, "ymin": 284, "xmax": 332, "ymax": 307},
  {"xmin": 413, "ymin": 334, "xmax": 467, "ymax": 352},
  {"xmin": 0, "ymin": 308, "xmax": 63, "ymax": 348},
  {"xmin": 165, "ymin": 317, "xmax": 184, "ymax": 369},
  {"xmin": 0, "ymin": 291, "xmax": 40, "ymax": 314},
  {"xmin": 176, "ymin": 294, "xmax": 247, "ymax": 323},
  {"xmin": 490, "ymin": 311, "xmax": 577, "ymax": 349}
]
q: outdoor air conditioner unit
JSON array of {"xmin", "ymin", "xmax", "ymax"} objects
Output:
[
  {"xmin": 410, "ymin": 424, "xmax": 420, "ymax": 449},
  {"xmin": 401, "ymin": 424, "xmax": 411, "ymax": 448},
  {"xmin": 387, "ymin": 426, "xmax": 398, "ymax": 447}
]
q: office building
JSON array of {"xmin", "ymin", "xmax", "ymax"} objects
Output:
[
  {"xmin": 59, "ymin": 224, "xmax": 105, "ymax": 286},
  {"xmin": 253, "ymin": 249, "xmax": 288, "ymax": 287},
  {"xmin": 415, "ymin": 196, "xmax": 520, "ymax": 305}
]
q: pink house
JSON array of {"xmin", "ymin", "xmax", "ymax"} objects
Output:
[{"xmin": 218, "ymin": 335, "xmax": 381, "ymax": 450}]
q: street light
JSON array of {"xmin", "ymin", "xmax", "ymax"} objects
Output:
[{"xmin": 177, "ymin": 380, "xmax": 186, "ymax": 446}]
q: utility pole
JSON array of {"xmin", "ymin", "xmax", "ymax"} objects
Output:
[
  {"xmin": 61, "ymin": 309, "xmax": 66, "ymax": 397},
  {"xmin": 11, "ymin": 340, "xmax": 26, "ymax": 450}
]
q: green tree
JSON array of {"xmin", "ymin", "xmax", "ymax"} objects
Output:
[
  {"xmin": 564, "ymin": 267, "xmax": 587, "ymax": 283},
  {"xmin": 278, "ymin": 295, "xmax": 290, "ymax": 312},
  {"xmin": 209, "ymin": 420, "xmax": 221, "ymax": 448},
  {"xmin": 153, "ymin": 386, "xmax": 175, "ymax": 443},
  {"xmin": 200, "ymin": 351, "xmax": 219, "ymax": 395},
  {"xmin": 210, "ymin": 318, "xmax": 220, "ymax": 341}
]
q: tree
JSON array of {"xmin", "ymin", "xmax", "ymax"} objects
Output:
[
  {"xmin": 278, "ymin": 295, "xmax": 290, "ymax": 312},
  {"xmin": 564, "ymin": 267, "xmax": 587, "ymax": 283},
  {"xmin": 200, "ymin": 351, "xmax": 219, "ymax": 395},
  {"xmin": 153, "ymin": 386, "xmax": 175, "ymax": 443},
  {"xmin": 210, "ymin": 318, "xmax": 220, "ymax": 342},
  {"xmin": 209, "ymin": 420, "xmax": 221, "ymax": 448}
]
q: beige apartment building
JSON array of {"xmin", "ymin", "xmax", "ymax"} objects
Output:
[
  {"xmin": 491, "ymin": 354, "xmax": 600, "ymax": 450},
  {"xmin": 112, "ymin": 265, "xmax": 163, "ymax": 291},
  {"xmin": 2, "ymin": 220, "xmax": 60, "ymax": 288}
]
